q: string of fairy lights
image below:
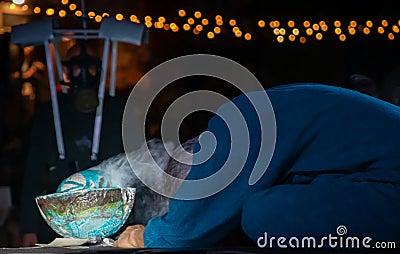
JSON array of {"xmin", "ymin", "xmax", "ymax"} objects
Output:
[{"xmin": 4, "ymin": 0, "xmax": 400, "ymax": 43}]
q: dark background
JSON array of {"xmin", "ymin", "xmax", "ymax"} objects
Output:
[{"xmin": 1, "ymin": 0, "xmax": 400, "ymax": 247}]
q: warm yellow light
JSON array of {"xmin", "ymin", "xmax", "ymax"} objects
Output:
[
  {"xmin": 316, "ymin": 33, "xmax": 323, "ymax": 40},
  {"xmin": 393, "ymin": 25, "xmax": 399, "ymax": 33},
  {"xmin": 319, "ymin": 20, "xmax": 326, "ymax": 26},
  {"xmin": 9, "ymin": 3, "xmax": 16, "ymax": 10},
  {"xmin": 244, "ymin": 33, "xmax": 251, "ymax": 40},
  {"xmin": 207, "ymin": 32, "xmax": 215, "ymax": 39},
  {"xmin": 130, "ymin": 15, "xmax": 137, "ymax": 22},
  {"xmin": 269, "ymin": 21, "xmax": 275, "ymax": 28},
  {"xmin": 289, "ymin": 34, "xmax": 296, "ymax": 41},
  {"xmin": 335, "ymin": 28, "xmax": 342, "ymax": 35},
  {"xmin": 170, "ymin": 23, "xmax": 178, "ymax": 30},
  {"xmin": 279, "ymin": 28, "xmax": 286, "ymax": 35},
  {"xmin": 287, "ymin": 20, "xmax": 295, "ymax": 28},
  {"xmin": 363, "ymin": 27, "xmax": 370, "ymax": 34},
  {"xmin": 299, "ymin": 37, "xmax": 306, "ymax": 44},
  {"xmin": 172, "ymin": 26, "xmax": 179, "ymax": 32},
  {"xmin": 61, "ymin": 0, "xmax": 68, "ymax": 4},
  {"xmin": 46, "ymin": 8, "xmax": 55, "ymax": 16},
  {"xmin": 183, "ymin": 24, "xmax": 191, "ymax": 31},
  {"xmin": 159, "ymin": 17, "xmax": 166, "ymax": 23},
  {"xmin": 277, "ymin": 35, "xmax": 284, "ymax": 43},
  {"xmin": 378, "ymin": 26, "xmax": 385, "ymax": 34},
  {"xmin": 216, "ymin": 20, "xmax": 223, "ymax": 26},
  {"xmin": 273, "ymin": 20, "xmax": 280, "ymax": 27},
  {"xmin": 188, "ymin": 18, "xmax": 195, "ymax": 25},
  {"xmin": 145, "ymin": 21, "xmax": 152, "ymax": 28},
  {"xmin": 202, "ymin": 19, "xmax": 209, "ymax": 25},
  {"xmin": 116, "ymin": 14, "xmax": 124, "ymax": 20},
  {"xmin": 88, "ymin": 11, "xmax": 95, "ymax": 18},
  {"xmin": 75, "ymin": 10, "xmax": 82, "ymax": 17},
  {"xmin": 214, "ymin": 27, "xmax": 221, "ymax": 34},
  {"xmin": 145, "ymin": 16, "xmax": 152, "ymax": 22},
  {"xmin": 312, "ymin": 24, "xmax": 319, "ymax": 31},
  {"xmin": 215, "ymin": 15, "xmax": 222, "ymax": 20},
  {"xmin": 388, "ymin": 33, "xmax": 395, "ymax": 40},
  {"xmin": 339, "ymin": 34, "xmax": 346, "ymax": 41},
  {"xmin": 178, "ymin": 10, "xmax": 186, "ymax": 17},
  {"xmin": 193, "ymin": 29, "xmax": 200, "ymax": 35},
  {"xmin": 321, "ymin": 24, "xmax": 328, "ymax": 32},
  {"xmin": 292, "ymin": 28, "xmax": 299, "ymax": 36},
  {"xmin": 306, "ymin": 28, "xmax": 313, "ymax": 36},
  {"xmin": 102, "ymin": 13, "xmax": 109, "ymax": 17},
  {"xmin": 382, "ymin": 20, "xmax": 388, "ymax": 27},
  {"xmin": 232, "ymin": 26, "xmax": 239, "ymax": 33},
  {"xmin": 303, "ymin": 21, "xmax": 310, "ymax": 28},
  {"xmin": 95, "ymin": 15, "xmax": 102, "ymax": 23},
  {"xmin": 258, "ymin": 20, "xmax": 265, "ymax": 28},
  {"xmin": 366, "ymin": 20, "xmax": 373, "ymax": 27},
  {"xmin": 21, "ymin": 4, "xmax": 28, "ymax": 11},
  {"xmin": 155, "ymin": 22, "xmax": 162, "ymax": 29},
  {"xmin": 273, "ymin": 28, "xmax": 279, "ymax": 35},
  {"xmin": 196, "ymin": 24, "xmax": 203, "ymax": 31},
  {"xmin": 33, "ymin": 7, "xmax": 40, "ymax": 14},
  {"xmin": 349, "ymin": 27, "xmax": 356, "ymax": 35},
  {"xmin": 334, "ymin": 20, "xmax": 341, "ymax": 27},
  {"xmin": 229, "ymin": 19, "xmax": 236, "ymax": 26},
  {"xmin": 69, "ymin": 3, "xmax": 76, "ymax": 11},
  {"xmin": 194, "ymin": 11, "xmax": 202, "ymax": 19},
  {"xmin": 350, "ymin": 20, "xmax": 357, "ymax": 27},
  {"xmin": 235, "ymin": 30, "xmax": 242, "ymax": 37},
  {"xmin": 164, "ymin": 24, "xmax": 170, "ymax": 30},
  {"xmin": 59, "ymin": 10, "xmax": 66, "ymax": 17}
]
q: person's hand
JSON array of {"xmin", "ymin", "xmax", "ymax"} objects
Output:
[
  {"xmin": 113, "ymin": 225, "xmax": 145, "ymax": 248},
  {"xmin": 22, "ymin": 233, "xmax": 38, "ymax": 247}
]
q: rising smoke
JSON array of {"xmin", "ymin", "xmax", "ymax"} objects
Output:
[{"xmin": 89, "ymin": 137, "xmax": 197, "ymax": 224}]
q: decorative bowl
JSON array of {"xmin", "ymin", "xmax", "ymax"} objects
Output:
[{"xmin": 35, "ymin": 187, "xmax": 135, "ymax": 239}]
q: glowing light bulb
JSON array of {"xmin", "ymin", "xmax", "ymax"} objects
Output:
[
  {"xmin": 12, "ymin": 0, "xmax": 24, "ymax": 5},
  {"xmin": 46, "ymin": 8, "xmax": 55, "ymax": 16},
  {"xmin": 194, "ymin": 11, "xmax": 202, "ymax": 19},
  {"xmin": 59, "ymin": 10, "xmax": 66, "ymax": 17},
  {"xmin": 178, "ymin": 10, "xmax": 186, "ymax": 17}
]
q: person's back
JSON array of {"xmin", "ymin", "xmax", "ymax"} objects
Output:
[{"xmin": 141, "ymin": 83, "xmax": 400, "ymax": 248}]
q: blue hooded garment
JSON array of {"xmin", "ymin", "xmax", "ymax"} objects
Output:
[{"xmin": 144, "ymin": 83, "xmax": 400, "ymax": 248}]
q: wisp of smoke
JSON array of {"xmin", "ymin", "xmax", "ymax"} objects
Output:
[{"xmin": 58, "ymin": 137, "xmax": 198, "ymax": 225}]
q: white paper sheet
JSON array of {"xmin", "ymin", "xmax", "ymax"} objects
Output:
[{"xmin": 36, "ymin": 238, "xmax": 89, "ymax": 247}]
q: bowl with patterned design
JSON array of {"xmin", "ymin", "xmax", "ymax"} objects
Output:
[{"xmin": 35, "ymin": 187, "xmax": 135, "ymax": 239}]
